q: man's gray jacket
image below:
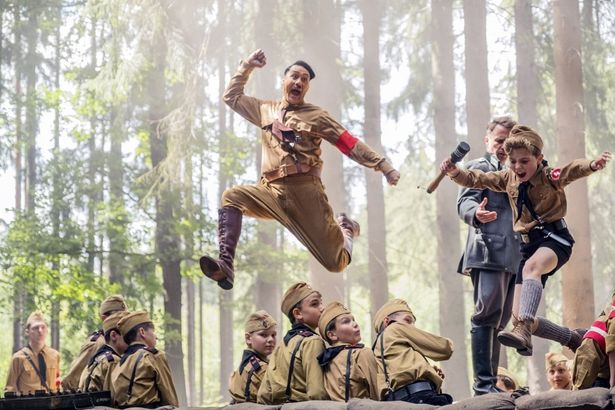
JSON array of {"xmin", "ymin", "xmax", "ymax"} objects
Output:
[{"xmin": 457, "ymin": 153, "xmax": 522, "ymax": 275}]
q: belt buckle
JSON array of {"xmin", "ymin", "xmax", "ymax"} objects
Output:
[{"xmin": 280, "ymin": 166, "xmax": 288, "ymax": 178}]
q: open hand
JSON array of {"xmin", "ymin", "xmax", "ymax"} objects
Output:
[
  {"xmin": 591, "ymin": 151, "xmax": 611, "ymax": 171},
  {"xmin": 475, "ymin": 197, "xmax": 498, "ymax": 224},
  {"xmin": 246, "ymin": 49, "xmax": 267, "ymax": 68}
]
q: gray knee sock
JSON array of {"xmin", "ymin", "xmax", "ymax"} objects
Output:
[
  {"xmin": 518, "ymin": 278, "xmax": 542, "ymax": 322},
  {"xmin": 533, "ymin": 317, "xmax": 571, "ymax": 345}
]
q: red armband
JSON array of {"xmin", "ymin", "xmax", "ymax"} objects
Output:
[
  {"xmin": 584, "ymin": 320, "xmax": 608, "ymax": 352},
  {"xmin": 335, "ymin": 130, "xmax": 358, "ymax": 155}
]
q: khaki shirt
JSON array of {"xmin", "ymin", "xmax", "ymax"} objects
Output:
[
  {"xmin": 322, "ymin": 343, "xmax": 379, "ymax": 401},
  {"xmin": 111, "ymin": 343, "xmax": 178, "ymax": 408},
  {"xmin": 62, "ymin": 330, "xmax": 105, "ymax": 390},
  {"xmin": 224, "ymin": 61, "xmax": 386, "ymax": 175},
  {"xmin": 79, "ymin": 345, "xmax": 120, "ymax": 394},
  {"xmin": 257, "ymin": 332, "xmax": 328, "ymax": 403},
  {"xmin": 4, "ymin": 345, "xmax": 60, "ymax": 393},
  {"xmin": 228, "ymin": 349, "xmax": 268, "ymax": 403},
  {"xmin": 374, "ymin": 322, "xmax": 453, "ymax": 399},
  {"xmin": 451, "ymin": 159, "xmax": 594, "ymax": 233}
]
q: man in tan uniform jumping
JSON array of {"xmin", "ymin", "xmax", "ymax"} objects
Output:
[{"xmin": 201, "ymin": 48, "xmax": 400, "ymax": 289}]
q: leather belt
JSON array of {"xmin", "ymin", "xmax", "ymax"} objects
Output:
[
  {"xmin": 520, "ymin": 218, "xmax": 567, "ymax": 244},
  {"xmin": 262, "ymin": 164, "xmax": 321, "ymax": 182},
  {"xmin": 385, "ymin": 380, "xmax": 434, "ymax": 401}
]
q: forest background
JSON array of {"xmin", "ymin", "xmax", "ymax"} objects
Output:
[{"xmin": 0, "ymin": 0, "xmax": 614, "ymax": 406}]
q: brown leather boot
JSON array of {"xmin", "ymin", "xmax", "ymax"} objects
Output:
[
  {"xmin": 498, "ymin": 319, "xmax": 533, "ymax": 356},
  {"xmin": 199, "ymin": 207, "xmax": 242, "ymax": 290},
  {"xmin": 337, "ymin": 213, "xmax": 360, "ymax": 257}
]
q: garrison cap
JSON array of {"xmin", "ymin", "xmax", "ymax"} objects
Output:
[
  {"xmin": 26, "ymin": 311, "xmax": 47, "ymax": 329},
  {"xmin": 281, "ymin": 282, "xmax": 320, "ymax": 318},
  {"xmin": 99, "ymin": 295, "xmax": 127, "ymax": 316},
  {"xmin": 103, "ymin": 311, "xmax": 131, "ymax": 334},
  {"xmin": 373, "ymin": 299, "xmax": 415, "ymax": 334},
  {"xmin": 117, "ymin": 310, "xmax": 152, "ymax": 336},
  {"xmin": 497, "ymin": 366, "xmax": 519, "ymax": 390},
  {"xmin": 245, "ymin": 310, "xmax": 277, "ymax": 333},
  {"xmin": 318, "ymin": 301, "xmax": 351, "ymax": 343},
  {"xmin": 545, "ymin": 351, "xmax": 569, "ymax": 370},
  {"xmin": 508, "ymin": 124, "xmax": 544, "ymax": 152}
]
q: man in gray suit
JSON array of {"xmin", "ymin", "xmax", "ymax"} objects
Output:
[{"xmin": 457, "ymin": 116, "xmax": 521, "ymax": 395}]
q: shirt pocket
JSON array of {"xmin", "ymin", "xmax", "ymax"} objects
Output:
[{"xmin": 285, "ymin": 118, "xmax": 313, "ymax": 138}]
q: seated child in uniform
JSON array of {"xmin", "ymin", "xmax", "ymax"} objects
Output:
[
  {"xmin": 257, "ymin": 282, "xmax": 328, "ymax": 403},
  {"xmin": 545, "ymin": 352, "xmax": 572, "ymax": 390},
  {"xmin": 228, "ymin": 310, "xmax": 277, "ymax": 403},
  {"xmin": 441, "ymin": 125, "xmax": 611, "ymax": 356},
  {"xmin": 572, "ymin": 289, "xmax": 615, "ymax": 389},
  {"xmin": 373, "ymin": 299, "xmax": 453, "ymax": 405},
  {"xmin": 317, "ymin": 301, "xmax": 379, "ymax": 401},
  {"xmin": 496, "ymin": 367, "xmax": 519, "ymax": 393},
  {"xmin": 111, "ymin": 310, "xmax": 178, "ymax": 408},
  {"xmin": 79, "ymin": 311, "xmax": 130, "ymax": 394}
]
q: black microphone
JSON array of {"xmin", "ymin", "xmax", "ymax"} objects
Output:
[{"xmin": 426, "ymin": 141, "xmax": 470, "ymax": 194}]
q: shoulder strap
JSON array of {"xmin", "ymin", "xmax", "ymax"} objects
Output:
[
  {"xmin": 377, "ymin": 331, "xmax": 393, "ymax": 395},
  {"xmin": 285, "ymin": 336, "xmax": 306, "ymax": 402},
  {"xmin": 243, "ymin": 367, "xmax": 256, "ymax": 401},
  {"xmin": 243, "ymin": 356, "xmax": 261, "ymax": 401},
  {"xmin": 344, "ymin": 349, "xmax": 352, "ymax": 402},
  {"xmin": 127, "ymin": 350, "xmax": 147, "ymax": 398},
  {"xmin": 83, "ymin": 360, "xmax": 100, "ymax": 392},
  {"xmin": 22, "ymin": 349, "xmax": 50, "ymax": 391}
]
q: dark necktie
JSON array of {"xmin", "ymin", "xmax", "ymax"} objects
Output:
[
  {"xmin": 515, "ymin": 182, "xmax": 530, "ymax": 222},
  {"xmin": 38, "ymin": 352, "xmax": 47, "ymax": 387}
]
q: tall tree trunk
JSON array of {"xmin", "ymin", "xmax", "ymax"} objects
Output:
[
  {"xmin": 463, "ymin": 0, "xmax": 490, "ymax": 149},
  {"xmin": 12, "ymin": 4, "xmax": 23, "ymax": 354},
  {"xmin": 216, "ymin": 2, "xmax": 233, "ymax": 400},
  {"xmin": 360, "ymin": 0, "xmax": 389, "ymax": 322},
  {"xmin": 147, "ymin": 21, "xmax": 187, "ymax": 406},
  {"xmin": 431, "ymin": 0, "xmax": 469, "ymax": 400},
  {"xmin": 253, "ymin": 0, "xmax": 282, "ymax": 321},
  {"xmin": 514, "ymin": 0, "xmax": 548, "ymax": 392},
  {"xmin": 553, "ymin": 0, "xmax": 594, "ymax": 328},
  {"xmin": 86, "ymin": 17, "xmax": 97, "ymax": 273},
  {"xmin": 184, "ymin": 155, "xmax": 196, "ymax": 405},
  {"xmin": 107, "ymin": 32, "xmax": 127, "ymax": 286},
  {"xmin": 50, "ymin": 8, "xmax": 62, "ymax": 351},
  {"xmin": 24, "ymin": 5, "xmax": 38, "ymax": 212},
  {"xmin": 515, "ymin": 0, "xmax": 538, "ymax": 128},
  {"xmin": 303, "ymin": 0, "xmax": 346, "ymax": 304}
]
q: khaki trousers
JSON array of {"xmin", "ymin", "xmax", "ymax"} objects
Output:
[{"xmin": 221, "ymin": 175, "xmax": 349, "ymax": 272}]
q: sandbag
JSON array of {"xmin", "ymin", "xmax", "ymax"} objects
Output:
[
  {"xmin": 514, "ymin": 387, "xmax": 612, "ymax": 410},
  {"xmin": 281, "ymin": 400, "xmax": 346, "ymax": 410},
  {"xmin": 439, "ymin": 393, "xmax": 515, "ymax": 410},
  {"xmin": 223, "ymin": 402, "xmax": 282, "ymax": 410},
  {"xmin": 347, "ymin": 398, "xmax": 436, "ymax": 409}
]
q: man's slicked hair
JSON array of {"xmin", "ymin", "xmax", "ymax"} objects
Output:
[
  {"xmin": 284, "ymin": 60, "xmax": 316, "ymax": 80},
  {"xmin": 487, "ymin": 115, "xmax": 517, "ymax": 132}
]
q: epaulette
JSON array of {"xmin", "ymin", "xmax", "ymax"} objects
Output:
[
  {"xmin": 298, "ymin": 330, "xmax": 314, "ymax": 338},
  {"xmin": 144, "ymin": 346, "xmax": 158, "ymax": 354},
  {"xmin": 104, "ymin": 351, "xmax": 115, "ymax": 362},
  {"xmin": 248, "ymin": 355, "xmax": 261, "ymax": 372},
  {"xmin": 89, "ymin": 330, "xmax": 103, "ymax": 342}
]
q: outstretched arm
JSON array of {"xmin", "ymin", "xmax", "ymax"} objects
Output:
[
  {"xmin": 223, "ymin": 49, "xmax": 267, "ymax": 127},
  {"xmin": 590, "ymin": 151, "xmax": 611, "ymax": 171},
  {"xmin": 318, "ymin": 115, "xmax": 400, "ymax": 186}
]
